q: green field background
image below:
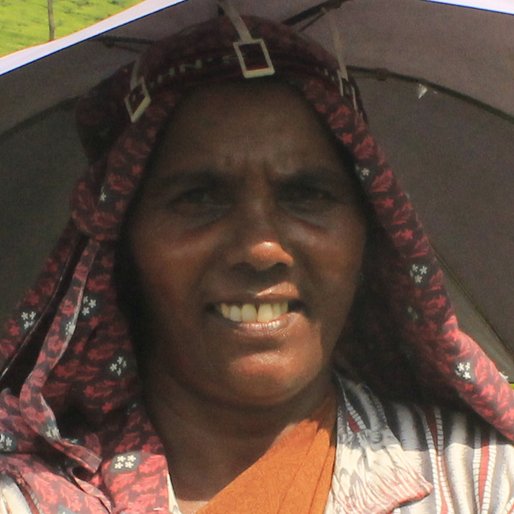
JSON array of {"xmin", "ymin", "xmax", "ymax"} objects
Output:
[{"xmin": 0, "ymin": 0, "xmax": 142, "ymax": 56}]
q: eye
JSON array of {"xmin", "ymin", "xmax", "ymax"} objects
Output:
[
  {"xmin": 168, "ymin": 187, "xmax": 231, "ymax": 217},
  {"xmin": 279, "ymin": 184, "xmax": 337, "ymax": 212},
  {"xmin": 179, "ymin": 188, "xmax": 216, "ymax": 204}
]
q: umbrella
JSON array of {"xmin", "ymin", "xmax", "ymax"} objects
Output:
[{"xmin": 1, "ymin": 0, "xmax": 513, "ymax": 377}]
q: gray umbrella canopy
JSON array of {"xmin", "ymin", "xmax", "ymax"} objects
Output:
[{"xmin": 1, "ymin": 0, "xmax": 513, "ymax": 375}]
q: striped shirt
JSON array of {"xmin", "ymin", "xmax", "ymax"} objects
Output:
[{"xmin": 326, "ymin": 376, "xmax": 514, "ymax": 513}]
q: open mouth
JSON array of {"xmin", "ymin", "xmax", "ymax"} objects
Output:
[{"xmin": 212, "ymin": 301, "xmax": 302, "ymax": 323}]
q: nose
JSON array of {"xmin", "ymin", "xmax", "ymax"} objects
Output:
[
  {"xmin": 226, "ymin": 200, "xmax": 294, "ymax": 273},
  {"xmin": 233, "ymin": 240, "xmax": 294, "ymax": 272}
]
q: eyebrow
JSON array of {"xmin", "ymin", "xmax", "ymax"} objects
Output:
[
  {"xmin": 277, "ymin": 166, "xmax": 355, "ymax": 188},
  {"xmin": 145, "ymin": 164, "xmax": 355, "ymax": 196},
  {"xmin": 145, "ymin": 168, "xmax": 227, "ymax": 196}
]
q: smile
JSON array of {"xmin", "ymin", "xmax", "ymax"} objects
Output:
[{"xmin": 216, "ymin": 302, "xmax": 290, "ymax": 323}]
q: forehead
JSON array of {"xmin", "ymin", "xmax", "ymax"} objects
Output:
[
  {"xmin": 151, "ymin": 80, "xmax": 344, "ymax": 176},
  {"xmin": 171, "ymin": 80, "xmax": 318, "ymax": 125}
]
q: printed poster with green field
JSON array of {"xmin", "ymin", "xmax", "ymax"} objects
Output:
[{"xmin": 0, "ymin": 0, "xmax": 144, "ymax": 57}]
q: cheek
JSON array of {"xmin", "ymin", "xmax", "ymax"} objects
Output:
[
  {"xmin": 306, "ymin": 213, "xmax": 366, "ymax": 330},
  {"xmin": 129, "ymin": 238, "xmax": 207, "ymax": 373},
  {"xmin": 132, "ymin": 243, "xmax": 198, "ymax": 315},
  {"xmin": 130, "ymin": 212, "xmax": 213, "ymax": 287},
  {"xmin": 128, "ymin": 219, "xmax": 228, "ymax": 349},
  {"xmin": 304, "ymin": 210, "xmax": 366, "ymax": 281}
]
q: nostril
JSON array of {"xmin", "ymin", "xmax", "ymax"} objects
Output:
[{"xmin": 231, "ymin": 261, "xmax": 291, "ymax": 278}]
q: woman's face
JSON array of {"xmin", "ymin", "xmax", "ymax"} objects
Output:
[{"xmin": 128, "ymin": 81, "xmax": 366, "ymax": 408}]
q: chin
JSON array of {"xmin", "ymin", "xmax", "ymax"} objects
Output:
[{"xmin": 221, "ymin": 358, "xmax": 327, "ymax": 408}]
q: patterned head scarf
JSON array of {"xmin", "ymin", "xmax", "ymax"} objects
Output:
[{"xmin": 0, "ymin": 12, "xmax": 513, "ymax": 513}]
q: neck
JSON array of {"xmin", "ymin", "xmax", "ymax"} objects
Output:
[{"xmin": 143, "ymin": 368, "xmax": 334, "ymax": 504}]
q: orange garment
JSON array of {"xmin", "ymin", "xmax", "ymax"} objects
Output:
[{"xmin": 198, "ymin": 391, "xmax": 337, "ymax": 514}]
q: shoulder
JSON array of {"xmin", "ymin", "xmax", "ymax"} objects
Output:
[
  {"xmin": 387, "ymin": 400, "xmax": 514, "ymax": 513},
  {"xmin": 0, "ymin": 474, "xmax": 33, "ymax": 514},
  {"xmin": 335, "ymin": 372, "xmax": 514, "ymax": 452},
  {"xmin": 335, "ymin": 374, "xmax": 514, "ymax": 513},
  {"xmin": 0, "ymin": 457, "xmax": 111, "ymax": 513}
]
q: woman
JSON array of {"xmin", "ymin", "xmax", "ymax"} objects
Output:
[{"xmin": 0, "ymin": 7, "xmax": 513, "ymax": 513}]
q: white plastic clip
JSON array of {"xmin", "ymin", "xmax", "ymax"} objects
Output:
[
  {"xmin": 326, "ymin": 9, "xmax": 357, "ymax": 108},
  {"xmin": 327, "ymin": 9, "xmax": 348, "ymax": 81},
  {"xmin": 218, "ymin": 0, "xmax": 275, "ymax": 79},
  {"xmin": 124, "ymin": 57, "xmax": 151, "ymax": 123}
]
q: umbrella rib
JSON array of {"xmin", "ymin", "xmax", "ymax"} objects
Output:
[{"xmin": 283, "ymin": 0, "xmax": 351, "ymax": 27}]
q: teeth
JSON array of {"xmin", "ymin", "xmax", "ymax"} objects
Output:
[
  {"xmin": 241, "ymin": 304, "xmax": 257, "ymax": 322},
  {"xmin": 218, "ymin": 302, "xmax": 289, "ymax": 323},
  {"xmin": 257, "ymin": 304, "xmax": 273, "ymax": 322},
  {"xmin": 229, "ymin": 305, "xmax": 242, "ymax": 322}
]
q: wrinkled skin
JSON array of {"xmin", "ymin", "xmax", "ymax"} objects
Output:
[{"xmin": 129, "ymin": 81, "xmax": 367, "ymax": 412}]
